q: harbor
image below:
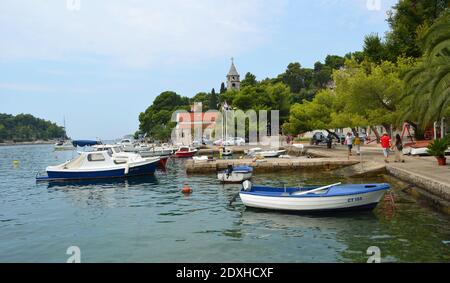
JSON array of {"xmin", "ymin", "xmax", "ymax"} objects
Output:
[
  {"xmin": 1, "ymin": 143, "xmax": 450, "ymax": 263},
  {"xmin": 1, "ymin": 0, "xmax": 450, "ymax": 266}
]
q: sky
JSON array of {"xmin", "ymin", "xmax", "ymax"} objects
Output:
[{"xmin": 0, "ymin": 0, "xmax": 398, "ymax": 140}]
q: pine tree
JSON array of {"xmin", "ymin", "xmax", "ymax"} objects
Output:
[
  {"xmin": 209, "ymin": 88, "xmax": 219, "ymax": 110},
  {"xmin": 220, "ymin": 82, "xmax": 227, "ymax": 94}
]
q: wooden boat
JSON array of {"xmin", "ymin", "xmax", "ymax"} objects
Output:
[
  {"xmin": 36, "ymin": 150, "xmax": 159, "ymax": 181},
  {"xmin": 239, "ymin": 181, "xmax": 390, "ymax": 212},
  {"xmin": 175, "ymin": 146, "xmax": 198, "ymax": 158},
  {"xmin": 218, "ymin": 166, "xmax": 253, "ymax": 183}
]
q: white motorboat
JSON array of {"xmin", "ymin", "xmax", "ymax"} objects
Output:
[
  {"xmin": 239, "ymin": 181, "xmax": 390, "ymax": 212},
  {"xmin": 218, "ymin": 166, "xmax": 253, "ymax": 183},
  {"xmin": 139, "ymin": 147, "xmax": 174, "ymax": 158},
  {"xmin": 193, "ymin": 156, "xmax": 210, "ymax": 162},
  {"xmin": 54, "ymin": 140, "xmax": 74, "ymax": 151},
  {"xmin": 119, "ymin": 138, "xmax": 136, "ymax": 152},
  {"xmin": 247, "ymin": 147, "xmax": 286, "ymax": 158},
  {"xmin": 36, "ymin": 150, "xmax": 159, "ymax": 181}
]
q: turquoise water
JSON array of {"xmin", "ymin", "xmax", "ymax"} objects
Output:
[{"xmin": 1, "ymin": 144, "xmax": 449, "ymax": 263}]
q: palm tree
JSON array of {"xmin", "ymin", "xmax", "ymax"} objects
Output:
[{"xmin": 402, "ymin": 11, "xmax": 450, "ymax": 127}]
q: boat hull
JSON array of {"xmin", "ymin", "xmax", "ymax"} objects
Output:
[
  {"xmin": 43, "ymin": 160, "xmax": 158, "ymax": 181},
  {"xmin": 158, "ymin": 156, "xmax": 169, "ymax": 168},
  {"xmin": 240, "ymin": 188, "xmax": 387, "ymax": 212},
  {"xmin": 218, "ymin": 172, "xmax": 252, "ymax": 183},
  {"xmin": 175, "ymin": 151, "xmax": 196, "ymax": 158}
]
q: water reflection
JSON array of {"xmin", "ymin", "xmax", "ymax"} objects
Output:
[
  {"xmin": 46, "ymin": 175, "xmax": 159, "ymax": 190},
  {"xmin": 45, "ymin": 176, "xmax": 159, "ymax": 211}
]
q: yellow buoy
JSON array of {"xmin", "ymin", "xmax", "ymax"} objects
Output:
[{"xmin": 13, "ymin": 160, "xmax": 19, "ymax": 167}]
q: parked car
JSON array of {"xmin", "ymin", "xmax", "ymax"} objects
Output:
[
  {"xmin": 192, "ymin": 140, "xmax": 202, "ymax": 147},
  {"xmin": 335, "ymin": 133, "xmax": 346, "ymax": 144},
  {"xmin": 234, "ymin": 137, "xmax": 245, "ymax": 146},
  {"xmin": 213, "ymin": 139, "xmax": 223, "ymax": 146},
  {"xmin": 223, "ymin": 138, "xmax": 235, "ymax": 146},
  {"xmin": 310, "ymin": 132, "xmax": 327, "ymax": 145},
  {"xmin": 202, "ymin": 137, "xmax": 212, "ymax": 145}
]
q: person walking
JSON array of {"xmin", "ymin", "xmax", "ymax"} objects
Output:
[
  {"xmin": 354, "ymin": 133, "xmax": 361, "ymax": 155},
  {"xmin": 392, "ymin": 134, "xmax": 405, "ymax": 163},
  {"xmin": 380, "ymin": 133, "xmax": 391, "ymax": 163},
  {"xmin": 345, "ymin": 132, "xmax": 354, "ymax": 159}
]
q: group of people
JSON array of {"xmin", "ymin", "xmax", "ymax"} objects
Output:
[
  {"xmin": 381, "ymin": 133, "xmax": 405, "ymax": 163},
  {"xmin": 344, "ymin": 132, "xmax": 405, "ymax": 163},
  {"xmin": 344, "ymin": 132, "xmax": 362, "ymax": 158}
]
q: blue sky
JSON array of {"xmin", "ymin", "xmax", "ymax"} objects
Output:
[{"xmin": 0, "ymin": 0, "xmax": 397, "ymax": 139}]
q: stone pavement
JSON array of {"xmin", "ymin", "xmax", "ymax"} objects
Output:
[{"xmin": 302, "ymin": 144, "xmax": 450, "ymax": 208}]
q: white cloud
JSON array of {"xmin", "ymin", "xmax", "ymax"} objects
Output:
[{"xmin": 0, "ymin": 0, "xmax": 286, "ymax": 68}]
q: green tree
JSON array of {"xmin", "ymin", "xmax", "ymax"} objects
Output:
[
  {"xmin": 385, "ymin": 0, "xmax": 449, "ymax": 59},
  {"xmin": 278, "ymin": 62, "xmax": 305, "ymax": 93},
  {"xmin": 283, "ymin": 89, "xmax": 336, "ymax": 134},
  {"xmin": 402, "ymin": 11, "xmax": 450, "ymax": 127},
  {"xmin": 363, "ymin": 33, "xmax": 388, "ymax": 63},
  {"xmin": 209, "ymin": 88, "xmax": 219, "ymax": 110},
  {"xmin": 0, "ymin": 113, "xmax": 65, "ymax": 142},
  {"xmin": 241, "ymin": 72, "xmax": 258, "ymax": 87},
  {"xmin": 324, "ymin": 55, "xmax": 345, "ymax": 70},
  {"xmin": 220, "ymin": 82, "xmax": 227, "ymax": 94},
  {"xmin": 139, "ymin": 91, "xmax": 190, "ymax": 141},
  {"xmin": 191, "ymin": 92, "xmax": 210, "ymax": 111}
]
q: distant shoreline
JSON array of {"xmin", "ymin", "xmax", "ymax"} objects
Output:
[{"xmin": 0, "ymin": 140, "xmax": 56, "ymax": 146}]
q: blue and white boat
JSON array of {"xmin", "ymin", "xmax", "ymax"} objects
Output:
[
  {"xmin": 36, "ymin": 150, "xmax": 159, "ymax": 181},
  {"xmin": 239, "ymin": 181, "xmax": 390, "ymax": 212},
  {"xmin": 218, "ymin": 166, "xmax": 253, "ymax": 183}
]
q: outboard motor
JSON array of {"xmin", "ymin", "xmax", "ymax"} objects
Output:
[{"xmin": 242, "ymin": 180, "xmax": 252, "ymax": 192}]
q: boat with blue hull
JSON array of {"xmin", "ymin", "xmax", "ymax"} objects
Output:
[
  {"xmin": 36, "ymin": 150, "xmax": 159, "ymax": 182},
  {"xmin": 239, "ymin": 181, "xmax": 390, "ymax": 213}
]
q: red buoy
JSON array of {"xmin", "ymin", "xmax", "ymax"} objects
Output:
[{"xmin": 182, "ymin": 183, "xmax": 192, "ymax": 194}]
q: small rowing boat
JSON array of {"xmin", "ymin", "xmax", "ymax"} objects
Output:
[
  {"xmin": 239, "ymin": 181, "xmax": 390, "ymax": 213},
  {"xmin": 218, "ymin": 166, "xmax": 253, "ymax": 183}
]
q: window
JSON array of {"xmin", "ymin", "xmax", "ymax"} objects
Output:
[{"xmin": 88, "ymin": 153, "xmax": 106, "ymax": 162}]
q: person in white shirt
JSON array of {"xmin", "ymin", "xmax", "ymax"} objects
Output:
[{"xmin": 345, "ymin": 132, "xmax": 354, "ymax": 159}]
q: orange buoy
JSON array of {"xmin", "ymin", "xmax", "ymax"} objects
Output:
[{"xmin": 182, "ymin": 182, "xmax": 192, "ymax": 194}]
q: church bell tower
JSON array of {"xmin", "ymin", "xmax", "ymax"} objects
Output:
[{"xmin": 226, "ymin": 58, "xmax": 240, "ymax": 91}]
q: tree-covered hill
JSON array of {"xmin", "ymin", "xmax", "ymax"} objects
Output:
[{"xmin": 0, "ymin": 113, "xmax": 66, "ymax": 142}]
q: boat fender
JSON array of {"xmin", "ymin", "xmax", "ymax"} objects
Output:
[
  {"xmin": 124, "ymin": 164, "xmax": 129, "ymax": 175},
  {"xmin": 243, "ymin": 180, "xmax": 252, "ymax": 192}
]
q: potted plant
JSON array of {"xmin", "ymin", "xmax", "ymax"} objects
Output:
[{"xmin": 427, "ymin": 138, "xmax": 449, "ymax": 166}]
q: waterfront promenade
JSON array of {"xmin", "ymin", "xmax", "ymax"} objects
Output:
[
  {"xmin": 187, "ymin": 143, "xmax": 450, "ymax": 214},
  {"xmin": 305, "ymin": 144, "xmax": 450, "ymax": 213}
]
